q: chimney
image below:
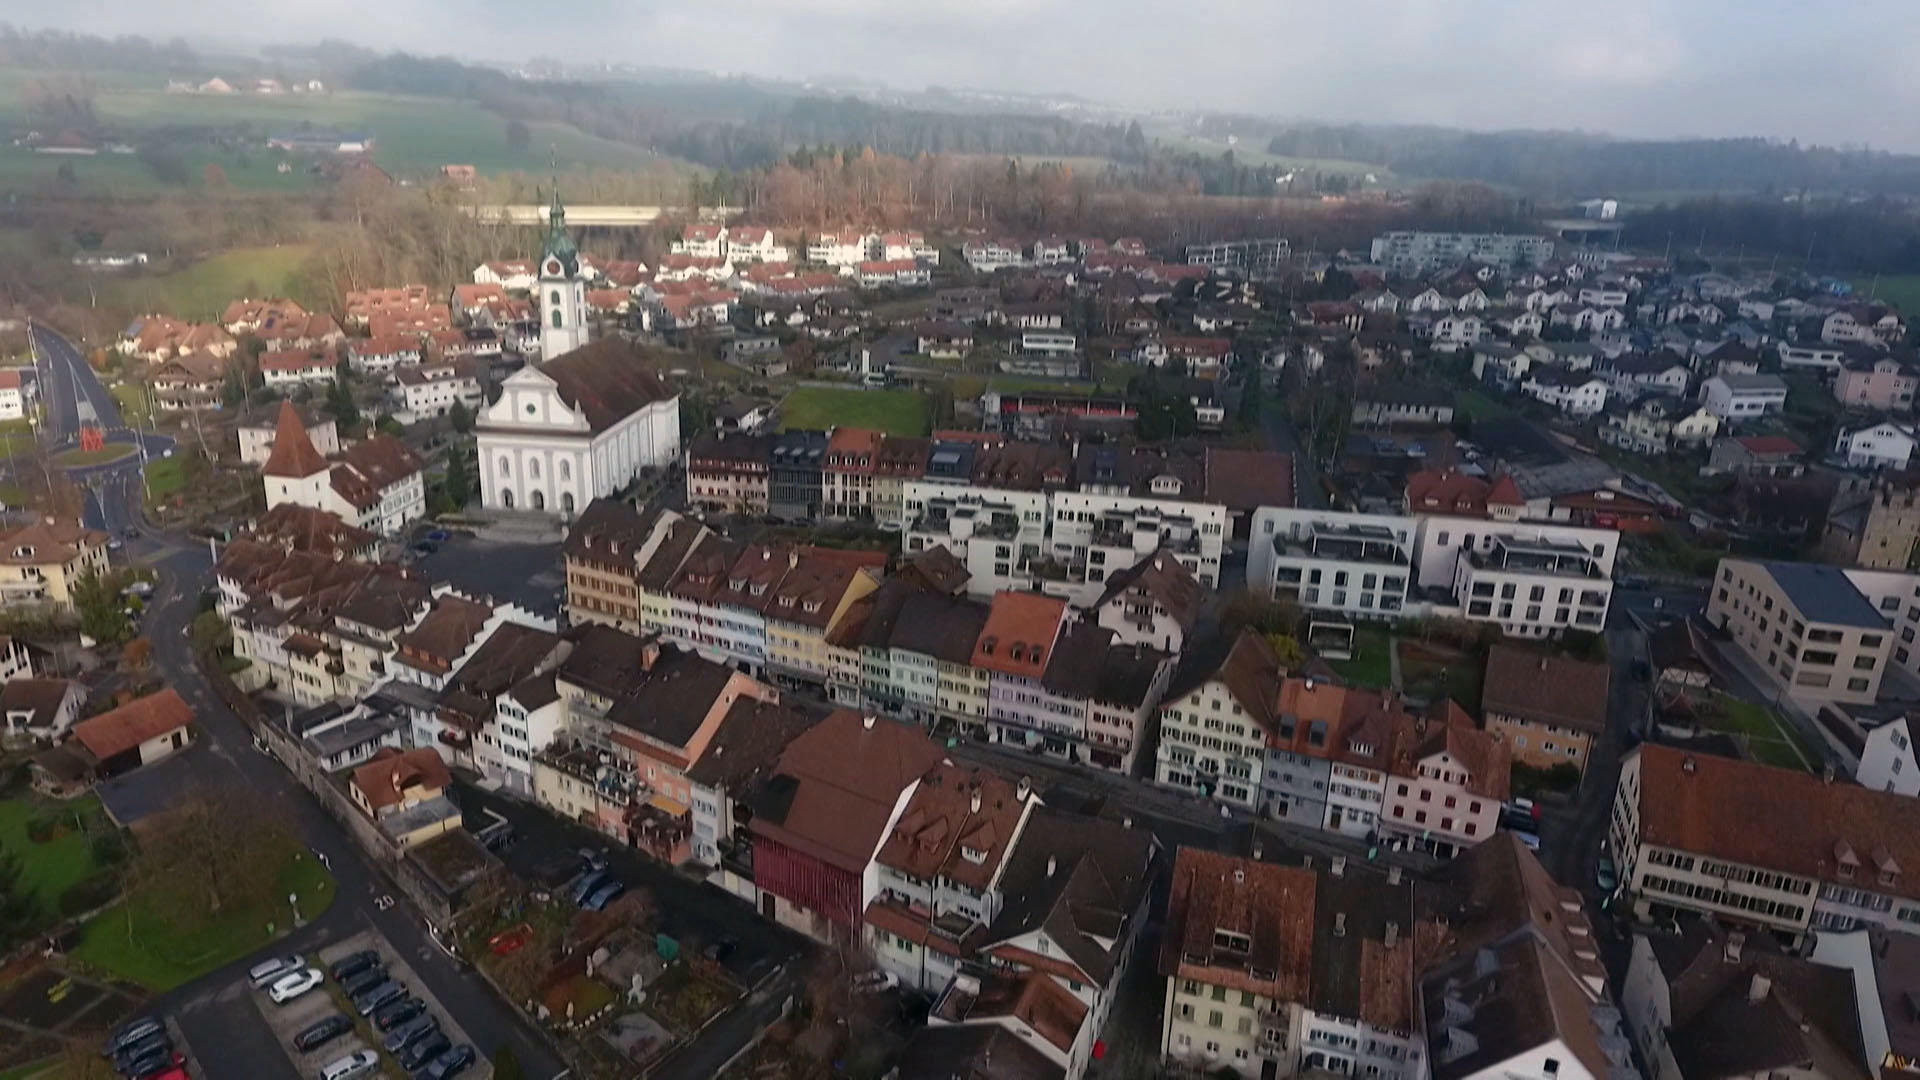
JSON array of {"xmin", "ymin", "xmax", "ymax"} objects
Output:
[
  {"xmin": 1385, "ymin": 922, "xmax": 1399, "ymax": 948},
  {"xmin": 639, "ymin": 639, "xmax": 662, "ymax": 671},
  {"xmin": 1724, "ymin": 930, "xmax": 1746, "ymax": 965},
  {"xmin": 969, "ymin": 789, "xmax": 982, "ymax": 814},
  {"xmin": 1046, "ymin": 855, "xmax": 1058, "ymax": 878},
  {"xmin": 1017, "ymin": 777, "xmax": 1032, "ymax": 803},
  {"xmin": 1748, "ymin": 973, "xmax": 1772, "ymax": 1003},
  {"xmin": 1334, "ymin": 913, "xmax": 1347, "ymax": 937},
  {"xmin": 1682, "ymin": 755, "xmax": 1697, "ymax": 774},
  {"xmin": 1823, "ymin": 762, "xmax": 1837, "ymax": 784},
  {"xmin": 1331, "ymin": 855, "xmax": 1348, "ymax": 878},
  {"xmin": 1389, "ymin": 866, "xmax": 1403, "ymax": 885},
  {"xmin": 1251, "ymin": 841, "xmax": 1264, "ymax": 861},
  {"xmin": 863, "ymin": 714, "xmax": 877, "ymax": 730}
]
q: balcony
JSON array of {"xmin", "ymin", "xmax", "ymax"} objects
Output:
[
  {"xmin": 1275, "ymin": 523, "xmax": 1410, "ymax": 566},
  {"xmin": 1467, "ymin": 536, "xmax": 1604, "ymax": 579}
]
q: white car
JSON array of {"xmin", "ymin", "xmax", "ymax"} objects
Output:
[
  {"xmin": 248, "ymin": 955, "xmax": 304, "ymax": 988},
  {"xmin": 852, "ymin": 970, "xmax": 900, "ymax": 994},
  {"xmin": 318, "ymin": 1048, "xmax": 380, "ymax": 1080},
  {"xmin": 268, "ymin": 967, "xmax": 323, "ymax": 1004}
]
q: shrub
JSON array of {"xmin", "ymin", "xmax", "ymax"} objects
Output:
[
  {"xmin": 90, "ymin": 830, "xmax": 126, "ymax": 866},
  {"xmin": 59, "ymin": 870, "xmax": 120, "ymax": 916},
  {"xmin": 25, "ymin": 814, "xmax": 58, "ymax": 843}
]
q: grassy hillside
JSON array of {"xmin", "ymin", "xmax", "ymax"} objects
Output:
[
  {"xmin": 0, "ymin": 69, "xmax": 700, "ymax": 193},
  {"xmin": 107, "ymin": 244, "xmax": 319, "ymax": 320}
]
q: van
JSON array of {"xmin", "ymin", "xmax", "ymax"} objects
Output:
[{"xmin": 317, "ymin": 1048, "xmax": 379, "ymax": 1080}]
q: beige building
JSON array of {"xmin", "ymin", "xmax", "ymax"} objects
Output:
[
  {"xmin": 349, "ymin": 747, "xmax": 460, "ymax": 849},
  {"xmin": 1835, "ymin": 355, "xmax": 1919, "ymax": 413},
  {"xmin": 1707, "ymin": 558, "xmax": 1896, "ymax": 704},
  {"xmin": 1822, "ymin": 475, "xmax": 1920, "ymax": 571},
  {"xmin": 1480, "ymin": 645, "xmax": 1611, "ymax": 774},
  {"xmin": 0, "ymin": 519, "xmax": 111, "ymax": 610}
]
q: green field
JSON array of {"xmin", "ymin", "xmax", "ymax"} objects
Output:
[
  {"xmin": 0, "ymin": 69, "xmax": 700, "ymax": 191},
  {"xmin": 71, "ymin": 848, "xmax": 334, "ymax": 990},
  {"xmin": 1454, "ymin": 389, "xmax": 1516, "ymax": 422},
  {"xmin": 1325, "ymin": 626, "xmax": 1394, "ymax": 689},
  {"xmin": 1704, "ymin": 694, "xmax": 1817, "ymax": 772},
  {"xmin": 1852, "ymin": 274, "xmax": 1920, "ymax": 316},
  {"xmin": 779, "ymin": 386, "xmax": 932, "ymax": 436},
  {"xmin": 108, "ymin": 244, "xmax": 317, "ymax": 320},
  {"xmin": 143, "ymin": 455, "xmax": 191, "ymax": 503},
  {"xmin": 0, "ymin": 796, "xmax": 109, "ymax": 918}
]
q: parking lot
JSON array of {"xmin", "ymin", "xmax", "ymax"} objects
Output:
[
  {"xmin": 411, "ymin": 534, "xmax": 564, "ymax": 620},
  {"xmin": 248, "ymin": 930, "xmax": 492, "ymax": 1080}
]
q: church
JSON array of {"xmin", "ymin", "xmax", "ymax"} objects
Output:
[{"xmin": 477, "ymin": 189, "xmax": 681, "ymax": 515}]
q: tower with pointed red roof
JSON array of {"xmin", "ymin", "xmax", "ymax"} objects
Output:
[{"xmin": 261, "ymin": 399, "xmax": 332, "ymax": 513}]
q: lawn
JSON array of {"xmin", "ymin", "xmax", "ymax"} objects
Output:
[
  {"xmin": 1454, "ymin": 389, "xmax": 1515, "ymax": 422},
  {"xmin": 778, "ymin": 386, "xmax": 931, "ymax": 436},
  {"xmin": 0, "ymin": 483, "xmax": 26, "ymax": 509},
  {"xmin": 50, "ymin": 445, "xmax": 137, "ymax": 468},
  {"xmin": 1398, "ymin": 638, "xmax": 1484, "ymax": 711},
  {"xmin": 0, "ymin": 432, "xmax": 35, "ymax": 460},
  {"xmin": 0, "ymin": 796, "xmax": 109, "ymax": 918},
  {"xmin": 142, "ymin": 456, "xmax": 191, "ymax": 503},
  {"xmin": 70, "ymin": 848, "xmax": 334, "ymax": 991},
  {"xmin": 1325, "ymin": 625, "xmax": 1394, "ymax": 690},
  {"xmin": 1705, "ymin": 694, "xmax": 1816, "ymax": 771},
  {"xmin": 110, "ymin": 383, "xmax": 152, "ymax": 430},
  {"xmin": 107, "ymin": 244, "xmax": 317, "ymax": 321},
  {"xmin": 1850, "ymin": 274, "xmax": 1920, "ymax": 315}
]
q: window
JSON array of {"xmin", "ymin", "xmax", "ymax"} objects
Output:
[
  {"xmin": 550, "ymin": 309, "xmax": 563, "ymax": 329},
  {"xmin": 498, "ymin": 457, "xmax": 511, "ymax": 477}
]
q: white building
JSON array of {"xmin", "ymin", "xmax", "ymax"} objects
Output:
[
  {"xmin": 1368, "ymin": 231, "xmax": 1555, "ymax": 273},
  {"xmin": 1247, "ymin": 506, "xmax": 1415, "ymax": 621},
  {"xmin": 472, "ymin": 259, "xmax": 536, "ymax": 292},
  {"xmin": 725, "ymin": 225, "xmax": 788, "ymax": 263},
  {"xmin": 1700, "ymin": 374, "xmax": 1789, "ymax": 421},
  {"xmin": 0, "ymin": 370, "xmax": 34, "ymax": 422},
  {"xmin": 391, "ymin": 362, "xmax": 485, "ymax": 419},
  {"xmin": 1522, "ymin": 370, "xmax": 1611, "ymax": 416},
  {"xmin": 1779, "ymin": 342, "xmax": 1848, "ymax": 373},
  {"xmin": 1854, "ymin": 714, "xmax": 1920, "ymax": 796},
  {"xmin": 477, "ymin": 339, "xmax": 681, "ymax": 517},
  {"xmin": 806, "ymin": 231, "xmax": 870, "ymax": 267},
  {"xmin": 1835, "ymin": 421, "xmax": 1917, "ymax": 471},
  {"xmin": 259, "ymin": 401, "xmax": 426, "ymax": 536}
]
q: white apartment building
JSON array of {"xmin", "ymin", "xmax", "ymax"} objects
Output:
[
  {"xmin": 237, "ymin": 410, "xmax": 339, "ymax": 466},
  {"xmin": 962, "ymin": 240, "xmax": 1025, "ymax": 272},
  {"xmin": 1835, "ymin": 421, "xmax": 1917, "ymax": 471},
  {"xmin": 1247, "ymin": 507, "xmax": 1415, "ymax": 621},
  {"xmin": 1154, "ymin": 632, "xmax": 1277, "ymax": 811},
  {"xmin": 806, "ymin": 231, "xmax": 871, "ymax": 267},
  {"xmin": 1449, "ymin": 531, "xmax": 1615, "ymax": 638},
  {"xmin": 1050, "ymin": 491, "xmax": 1228, "ymax": 591},
  {"xmin": 481, "ymin": 674, "xmax": 565, "ymax": 797},
  {"xmin": 1706, "ymin": 558, "xmax": 1902, "ymax": 705},
  {"xmin": 1522, "ymin": 371, "xmax": 1610, "ymax": 416},
  {"xmin": 1368, "ymin": 231, "xmax": 1555, "ymax": 274},
  {"xmin": 1699, "ymin": 374, "xmax": 1789, "ymax": 422},
  {"xmin": 391, "ymin": 362, "xmax": 485, "ymax": 419},
  {"xmin": 1854, "ymin": 714, "xmax": 1920, "ymax": 795},
  {"xmin": 1779, "ymin": 342, "xmax": 1848, "ymax": 372}
]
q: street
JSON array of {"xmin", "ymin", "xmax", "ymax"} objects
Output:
[
  {"xmin": 1256, "ymin": 389, "xmax": 1325, "ymax": 509},
  {"xmin": 29, "ymin": 321, "xmax": 173, "ymax": 535}
]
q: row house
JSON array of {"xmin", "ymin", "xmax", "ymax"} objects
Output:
[
  {"xmin": 390, "ymin": 361, "xmax": 484, "ymax": 419},
  {"xmin": 562, "ymin": 499, "xmax": 675, "ymax": 635},
  {"xmin": 686, "ymin": 697, "xmax": 817, "ymax": 886},
  {"xmin": 963, "ymin": 239, "xmax": 1025, "ymax": 272},
  {"xmin": 1599, "ymin": 353, "xmax": 1691, "ymax": 398},
  {"xmin": 222, "ymin": 296, "xmax": 307, "ymax": 336},
  {"xmin": 118, "ymin": 315, "xmax": 235, "ymax": 363},
  {"xmin": 471, "ymin": 260, "xmax": 536, "ymax": 291},
  {"xmin": 1612, "ymin": 744, "xmax": 1920, "ymax": 942},
  {"xmin": 1823, "ymin": 305, "xmax": 1904, "ymax": 348},
  {"xmin": 365, "ymin": 305, "xmax": 452, "ymax": 339},
  {"xmin": 1598, "ymin": 397, "xmax": 1720, "ymax": 456},
  {"xmin": 342, "ymin": 284, "xmax": 435, "ymax": 328},
  {"xmin": 1522, "ymin": 368, "xmax": 1610, "ymax": 416},
  {"xmin": 345, "ymin": 335, "xmax": 423, "ymax": 376},
  {"xmin": 260, "ymin": 348, "xmax": 338, "ymax": 388},
  {"xmin": 806, "ymin": 231, "xmax": 871, "ymax": 267},
  {"xmin": 852, "ymin": 259, "xmax": 929, "ymax": 288},
  {"xmin": 387, "ymin": 587, "xmax": 557, "ymax": 748},
  {"xmin": 686, "ymin": 432, "xmax": 774, "ymax": 516}
]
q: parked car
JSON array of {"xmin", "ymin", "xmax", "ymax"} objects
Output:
[
  {"xmin": 569, "ymin": 869, "xmax": 609, "ymax": 906},
  {"xmin": 116, "ymin": 1039, "xmax": 174, "ymax": 1077},
  {"xmin": 702, "ymin": 936, "xmax": 737, "ymax": 963},
  {"xmin": 340, "ymin": 967, "xmax": 388, "ymax": 998},
  {"xmin": 417, "ymin": 1044, "xmax": 476, "ymax": 1080},
  {"xmin": 578, "ymin": 848, "xmax": 609, "ymax": 872},
  {"xmin": 103, "ymin": 1018, "xmax": 163, "ymax": 1057},
  {"xmin": 1514, "ymin": 831, "xmax": 1542, "ymax": 852},
  {"xmin": 581, "ymin": 879, "xmax": 626, "ymax": 911},
  {"xmin": 328, "ymin": 950, "xmax": 381, "ymax": 983},
  {"xmin": 374, "ymin": 996, "xmax": 426, "ymax": 1032},
  {"xmin": 852, "ymin": 970, "xmax": 899, "ymax": 994},
  {"xmin": 1596, "ymin": 856, "xmax": 1619, "ymax": 893},
  {"xmin": 352, "ymin": 980, "xmax": 406, "ymax": 1017},
  {"xmin": 398, "ymin": 1031, "xmax": 451, "ymax": 1071},
  {"xmin": 292, "ymin": 1014, "xmax": 353, "ymax": 1052},
  {"xmin": 383, "ymin": 1015, "xmax": 440, "ymax": 1056},
  {"xmin": 127, "ymin": 1050, "xmax": 185, "ymax": 1079},
  {"xmin": 268, "ymin": 968, "xmax": 323, "ymax": 1005},
  {"xmin": 248, "ymin": 955, "xmax": 305, "ymax": 988},
  {"xmin": 110, "ymin": 1029, "xmax": 169, "ymax": 1069},
  {"xmin": 318, "ymin": 1048, "xmax": 380, "ymax": 1080}
]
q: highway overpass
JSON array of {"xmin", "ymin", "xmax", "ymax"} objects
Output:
[{"xmin": 464, "ymin": 204, "xmax": 739, "ymax": 227}]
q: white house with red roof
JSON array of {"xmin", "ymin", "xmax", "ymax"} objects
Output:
[
  {"xmin": 0, "ymin": 369, "xmax": 35, "ymax": 421},
  {"xmin": 725, "ymin": 225, "xmax": 789, "ymax": 263},
  {"xmin": 261, "ymin": 401, "xmax": 426, "ymax": 535},
  {"xmin": 472, "ymin": 259, "xmax": 535, "ymax": 291}
]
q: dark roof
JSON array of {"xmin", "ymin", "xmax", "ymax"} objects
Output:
[
  {"xmin": 682, "ymin": 698, "xmax": 819, "ymax": 790},
  {"xmin": 1481, "ymin": 645, "xmax": 1610, "ymax": 734},
  {"xmin": 603, "ymin": 647, "xmax": 738, "ymax": 750},
  {"xmin": 984, "ymin": 804, "xmax": 1155, "ymax": 984},
  {"xmin": 897, "ymin": 545, "xmax": 970, "ymax": 594},
  {"xmin": 0, "ymin": 678, "xmax": 76, "ymax": 729},
  {"xmin": 1760, "ymin": 560, "xmax": 1890, "ymax": 628},
  {"xmin": 563, "ymin": 498, "xmax": 659, "ymax": 565},
  {"xmin": 536, "ymin": 338, "xmax": 676, "ymax": 433},
  {"xmin": 891, "ymin": 1024, "xmax": 1063, "ymax": 1080},
  {"xmin": 392, "ymin": 593, "xmax": 495, "ymax": 673},
  {"xmin": 1203, "ymin": 448, "xmax": 1294, "ymax": 512},
  {"xmin": 748, "ymin": 710, "xmax": 946, "ymax": 873},
  {"xmin": 1649, "ymin": 618, "xmax": 1711, "ymax": 676},
  {"xmin": 1095, "ymin": 549, "xmax": 1203, "ymax": 631},
  {"xmin": 261, "ymin": 400, "xmax": 328, "ymax": 479},
  {"xmin": 890, "ymin": 591, "xmax": 992, "ymax": 664}
]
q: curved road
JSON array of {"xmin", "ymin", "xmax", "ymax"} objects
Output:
[{"xmin": 29, "ymin": 322, "xmax": 171, "ymax": 535}]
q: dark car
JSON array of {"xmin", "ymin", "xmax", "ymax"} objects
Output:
[
  {"xmin": 112, "ymin": 1031, "xmax": 170, "ymax": 1071},
  {"xmin": 581, "ymin": 879, "xmax": 625, "ymax": 911},
  {"xmin": 329, "ymin": 950, "xmax": 382, "ymax": 983},
  {"xmin": 399, "ymin": 1031, "xmax": 451, "ymax": 1071},
  {"xmin": 103, "ymin": 1018, "xmax": 163, "ymax": 1057},
  {"xmin": 127, "ymin": 1050, "xmax": 184, "ymax": 1079},
  {"xmin": 383, "ymin": 1015, "xmax": 440, "ymax": 1055},
  {"xmin": 117, "ymin": 1042, "xmax": 174, "ymax": 1077},
  {"xmin": 702, "ymin": 936, "xmax": 738, "ymax": 963},
  {"xmin": 293, "ymin": 1013, "xmax": 353, "ymax": 1053},
  {"xmin": 570, "ymin": 869, "xmax": 609, "ymax": 906},
  {"xmin": 374, "ymin": 997, "xmax": 426, "ymax": 1032},
  {"xmin": 340, "ymin": 967, "xmax": 388, "ymax": 998},
  {"xmin": 352, "ymin": 980, "xmax": 406, "ymax": 1017},
  {"xmin": 410, "ymin": 540, "xmax": 438, "ymax": 556},
  {"xmin": 417, "ymin": 1044, "xmax": 476, "ymax": 1080}
]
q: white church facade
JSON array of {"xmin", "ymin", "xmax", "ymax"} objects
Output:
[{"xmin": 477, "ymin": 189, "xmax": 682, "ymax": 516}]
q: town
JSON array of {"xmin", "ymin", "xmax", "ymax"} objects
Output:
[{"xmin": 0, "ymin": 18, "xmax": 1918, "ymax": 1080}]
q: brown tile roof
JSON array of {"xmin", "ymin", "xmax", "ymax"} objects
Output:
[
  {"xmin": 634, "ymin": 517, "xmax": 709, "ymax": 591},
  {"xmin": 393, "ymin": 593, "xmax": 494, "ymax": 674},
  {"xmin": 888, "ymin": 591, "xmax": 993, "ymax": 664},
  {"xmin": 329, "ymin": 436, "xmax": 422, "ymax": 509},
  {"xmin": 262, "ymin": 400, "xmax": 328, "ymax": 478},
  {"xmin": 1191, "ymin": 630, "xmax": 1286, "ymax": 735},
  {"xmin": 985, "ymin": 804, "xmax": 1155, "ymax": 984},
  {"xmin": 1, "ymin": 678, "xmax": 77, "ymax": 730},
  {"xmin": 1419, "ymin": 934, "xmax": 1611, "ymax": 1080},
  {"xmin": 248, "ymin": 503, "xmax": 377, "ymax": 558},
  {"xmin": 0, "ymin": 519, "xmax": 108, "ymax": 566},
  {"xmin": 681, "ymin": 698, "xmax": 819, "ymax": 790},
  {"xmin": 1394, "ymin": 700, "xmax": 1511, "ymax": 801},
  {"xmin": 1735, "ymin": 435, "xmax": 1803, "ymax": 455},
  {"xmin": 1486, "ymin": 473, "xmax": 1526, "ymax": 506},
  {"xmin": 1204, "ymin": 447, "xmax": 1294, "ymax": 512},
  {"xmin": 825, "ymin": 427, "xmax": 883, "ymax": 473},
  {"xmin": 562, "ymin": 498, "xmax": 661, "ymax": 567},
  {"xmin": 1634, "ymin": 744, "xmax": 1920, "ymax": 901},
  {"xmin": 897, "ymin": 545, "xmax": 970, "ymax": 594},
  {"xmin": 1159, "ymin": 846, "xmax": 1316, "ymax": 998},
  {"xmin": 351, "ymin": 746, "xmax": 451, "ymax": 811},
  {"xmin": 969, "ymin": 592, "xmax": 1067, "ymax": 678},
  {"xmin": 748, "ymin": 710, "xmax": 945, "ymax": 873},
  {"xmin": 943, "ymin": 972, "xmax": 1087, "ymax": 1054},
  {"xmin": 71, "ymin": 688, "xmax": 192, "ymax": 761},
  {"xmin": 535, "ymin": 339, "xmax": 676, "ymax": 434},
  {"xmin": 1094, "ymin": 549, "xmax": 1203, "ymax": 631},
  {"xmin": 1482, "ymin": 645, "xmax": 1609, "ymax": 735},
  {"xmin": 876, "ymin": 763, "xmax": 1029, "ymax": 892}
]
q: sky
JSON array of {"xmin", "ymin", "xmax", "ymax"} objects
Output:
[{"xmin": 16, "ymin": 0, "xmax": 1920, "ymax": 151}]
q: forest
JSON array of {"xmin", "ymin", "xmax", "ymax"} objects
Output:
[{"xmin": 1263, "ymin": 123, "xmax": 1920, "ymax": 198}]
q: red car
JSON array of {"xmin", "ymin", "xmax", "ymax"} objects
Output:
[{"xmin": 488, "ymin": 923, "xmax": 532, "ymax": 956}]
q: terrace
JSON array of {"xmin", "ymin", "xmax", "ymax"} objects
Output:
[
  {"xmin": 1274, "ymin": 522, "xmax": 1410, "ymax": 566},
  {"xmin": 1467, "ymin": 535, "xmax": 1606, "ymax": 578}
]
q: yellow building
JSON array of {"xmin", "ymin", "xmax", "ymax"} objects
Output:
[{"xmin": 0, "ymin": 519, "xmax": 110, "ymax": 610}]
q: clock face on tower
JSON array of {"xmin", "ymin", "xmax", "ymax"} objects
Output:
[{"xmin": 545, "ymin": 258, "xmax": 562, "ymax": 277}]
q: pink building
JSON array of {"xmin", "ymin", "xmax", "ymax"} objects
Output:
[
  {"xmin": 1379, "ymin": 702, "xmax": 1510, "ymax": 857},
  {"xmin": 1835, "ymin": 356, "xmax": 1919, "ymax": 413}
]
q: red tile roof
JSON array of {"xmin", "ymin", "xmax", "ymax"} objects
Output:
[
  {"xmin": 71, "ymin": 688, "xmax": 192, "ymax": 761},
  {"xmin": 261, "ymin": 400, "xmax": 328, "ymax": 479},
  {"xmin": 969, "ymin": 592, "xmax": 1067, "ymax": 678}
]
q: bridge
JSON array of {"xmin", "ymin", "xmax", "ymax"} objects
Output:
[{"xmin": 463, "ymin": 204, "xmax": 740, "ymax": 227}]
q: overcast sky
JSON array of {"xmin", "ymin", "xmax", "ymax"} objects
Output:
[{"xmin": 18, "ymin": 0, "xmax": 1920, "ymax": 151}]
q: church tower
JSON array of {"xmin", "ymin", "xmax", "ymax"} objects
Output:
[{"xmin": 538, "ymin": 184, "xmax": 590, "ymax": 361}]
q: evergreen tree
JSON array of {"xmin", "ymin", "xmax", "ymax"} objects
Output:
[
  {"xmin": 327, "ymin": 360, "xmax": 359, "ymax": 429},
  {"xmin": 447, "ymin": 399, "xmax": 474, "ymax": 434},
  {"xmin": 443, "ymin": 450, "xmax": 471, "ymax": 509},
  {"xmin": 0, "ymin": 843, "xmax": 40, "ymax": 950},
  {"xmin": 73, "ymin": 572, "xmax": 130, "ymax": 646}
]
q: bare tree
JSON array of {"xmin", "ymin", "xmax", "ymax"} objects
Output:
[{"xmin": 126, "ymin": 783, "xmax": 297, "ymax": 924}]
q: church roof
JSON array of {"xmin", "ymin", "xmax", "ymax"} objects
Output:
[
  {"xmin": 262, "ymin": 400, "xmax": 328, "ymax": 479},
  {"xmin": 540, "ymin": 187, "xmax": 580, "ymax": 277},
  {"xmin": 537, "ymin": 339, "xmax": 676, "ymax": 434}
]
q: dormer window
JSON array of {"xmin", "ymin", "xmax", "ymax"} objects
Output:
[
  {"xmin": 730, "ymin": 578, "xmax": 746, "ymax": 591},
  {"xmin": 1212, "ymin": 929, "xmax": 1251, "ymax": 955},
  {"xmin": 961, "ymin": 845, "xmax": 987, "ymax": 864},
  {"xmin": 802, "ymin": 600, "xmax": 822, "ymax": 614},
  {"xmin": 981, "ymin": 636, "xmax": 996, "ymax": 655},
  {"xmin": 11, "ymin": 546, "xmax": 30, "ymax": 559},
  {"xmin": 751, "ymin": 583, "xmax": 767, "ymax": 596}
]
